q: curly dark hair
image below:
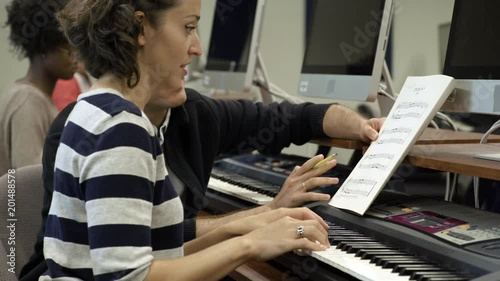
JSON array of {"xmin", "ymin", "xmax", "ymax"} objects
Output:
[
  {"xmin": 58, "ymin": 0, "xmax": 180, "ymax": 88},
  {"xmin": 5, "ymin": 0, "xmax": 69, "ymax": 59}
]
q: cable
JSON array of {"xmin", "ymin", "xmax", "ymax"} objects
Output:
[
  {"xmin": 435, "ymin": 112, "xmax": 458, "ymax": 131},
  {"xmin": 253, "ymin": 80, "xmax": 305, "ymax": 104},
  {"xmin": 473, "ymin": 121, "xmax": 500, "ymax": 208}
]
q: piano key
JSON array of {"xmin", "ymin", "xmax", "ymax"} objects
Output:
[
  {"xmin": 311, "ymin": 246, "xmax": 411, "ymax": 281},
  {"xmin": 414, "ymin": 273, "xmax": 468, "ymax": 281},
  {"xmin": 210, "ymin": 165, "xmax": 476, "ymax": 280},
  {"xmin": 207, "ymin": 177, "xmax": 274, "ymax": 205},
  {"xmin": 371, "ymin": 255, "xmax": 421, "ymax": 265},
  {"xmin": 339, "ymin": 241, "xmax": 387, "ymax": 246},
  {"xmin": 394, "ymin": 264, "xmax": 443, "ymax": 272},
  {"xmin": 344, "ymin": 245, "xmax": 399, "ymax": 254},
  {"xmin": 359, "ymin": 250, "xmax": 411, "ymax": 259},
  {"xmin": 382, "ymin": 260, "xmax": 431, "ymax": 269},
  {"xmin": 412, "ymin": 272, "xmax": 461, "ymax": 279},
  {"xmin": 396, "ymin": 266, "xmax": 452, "ymax": 276},
  {"xmin": 330, "ymin": 236, "xmax": 377, "ymax": 241},
  {"xmin": 419, "ymin": 277, "xmax": 470, "ymax": 281}
]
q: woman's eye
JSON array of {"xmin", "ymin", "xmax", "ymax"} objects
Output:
[{"xmin": 185, "ymin": 26, "xmax": 197, "ymax": 32}]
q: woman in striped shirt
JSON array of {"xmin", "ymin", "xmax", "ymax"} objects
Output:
[{"xmin": 42, "ymin": 0, "xmax": 331, "ymax": 280}]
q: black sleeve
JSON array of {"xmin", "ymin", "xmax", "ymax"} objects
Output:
[
  {"xmin": 183, "ymin": 218, "xmax": 197, "ymax": 242},
  {"xmin": 203, "ymin": 96, "xmax": 332, "ymax": 155}
]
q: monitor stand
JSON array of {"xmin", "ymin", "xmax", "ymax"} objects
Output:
[
  {"xmin": 378, "ymin": 60, "xmax": 396, "ymax": 117},
  {"xmin": 253, "ymin": 52, "xmax": 305, "ymax": 104},
  {"xmin": 474, "ymin": 122, "xmax": 500, "ymax": 162},
  {"xmin": 474, "ymin": 153, "xmax": 500, "ymax": 162}
]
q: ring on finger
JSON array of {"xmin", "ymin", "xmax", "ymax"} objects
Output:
[
  {"xmin": 296, "ymin": 225, "xmax": 305, "ymax": 237},
  {"xmin": 302, "ymin": 182, "xmax": 307, "ymax": 191}
]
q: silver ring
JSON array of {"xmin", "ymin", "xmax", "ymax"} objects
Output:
[
  {"xmin": 302, "ymin": 182, "xmax": 307, "ymax": 191},
  {"xmin": 297, "ymin": 225, "xmax": 305, "ymax": 237}
]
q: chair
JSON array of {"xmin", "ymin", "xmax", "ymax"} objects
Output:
[
  {"xmin": 0, "ymin": 165, "xmax": 44, "ymax": 279},
  {"xmin": 0, "ymin": 242, "xmax": 18, "ymax": 281}
]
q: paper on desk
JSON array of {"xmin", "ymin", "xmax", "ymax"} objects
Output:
[{"xmin": 330, "ymin": 75, "xmax": 455, "ymax": 215}]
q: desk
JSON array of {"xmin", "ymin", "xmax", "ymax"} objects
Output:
[
  {"xmin": 228, "ymin": 261, "xmax": 283, "ymax": 281},
  {"xmin": 408, "ymin": 143, "xmax": 500, "ymax": 181},
  {"xmin": 312, "ymin": 128, "xmax": 500, "ymax": 150}
]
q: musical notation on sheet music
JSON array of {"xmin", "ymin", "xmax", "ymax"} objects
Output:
[{"xmin": 330, "ymin": 75, "xmax": 455, "ymax": 215}]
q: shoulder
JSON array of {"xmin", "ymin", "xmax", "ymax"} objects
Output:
[
  {"xmin": 2, "ymin": 82, "xmax": 55, "ymax": 114},
  {"xmin": 2, "ymin": 82, "xmax": 44, "ymax": 104},
  {"xmin": 78, "ymin": 90, "xmax": 143, "ymax": 117},
  {"xmin": 69, "ymin": 90, "xmax": 155, "ymax": 137}
]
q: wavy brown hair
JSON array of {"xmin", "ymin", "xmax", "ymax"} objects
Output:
[{"xmin": 57, "ymin": 0, "xmax": 180, "ymax": 88}]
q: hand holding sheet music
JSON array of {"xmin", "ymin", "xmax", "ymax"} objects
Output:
[{"xmin": 330, "ymin": 75, "xmax": 455, "ymax": 215}]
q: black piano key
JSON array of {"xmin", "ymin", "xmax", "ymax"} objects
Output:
[
  {"xmin": 394, "ymin": 264, "xmax": 441, "ymax": 272},
  {"xmin": 337, "ymin": 242, "xmax": 387, "ymax": 249},
  {"xmin": 327, "ymin": 225, "xmax": 344, "ymax": 229},
  {"xmin": 419, "ymin": 277, "xmax": 470, "ymax": 281},
  {"xmin": 341, "ymin": 243, "xmax": 396, "ymax": 253},
  {"xmin": 382, "ymin": 260, "xmax": 432, "ymax": 269},
  {"xmin": 412, "ymin": 271, "xmax": 463, "ymax": 281},
  {"xmin": 349, "ymin": 245, "xmax": 399, "ymax": 254},
  {"xmin": 397, "ymin": 266, "xmax": 452, "ymax": 276},
  {"xmin": 359, "ymin": 250, "xmax": 408, "ymax": 259},
  {"xmin": 413, "ymin": 272, "xmax": 462, "ymax": 278},
  {"xmin": 376, "ymin": 256, "xmax": 423, "ymax": 266},
  {"xmin": 329, "ymin": 237, "xmax": 377, "ymax": 246},
  {"xmin": 370, "ymin": 255, "xmax": 416, "ymax": 263},
  {"xmin": 371, "ymin": 255, "xmax": 420, "ymax": 264},
  {"xmin": 331, "ymin": 235, "xmax": 368, "ymax": 240},
  {"xmin": 332, "ymin": 230, "xmax": 364, "ymax": 235}
]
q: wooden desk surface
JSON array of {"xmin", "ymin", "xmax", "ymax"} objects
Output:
[
  {"xmin": 228, "ymin": 261, "xmax": 283, "ymax": 281},
  {"xmin": 408, "ymin": 143, "xmax": 500, "ymax": 181},
  {"xmin": 312, "ymin": 128, "xmax": 500, "ymax": 150}
]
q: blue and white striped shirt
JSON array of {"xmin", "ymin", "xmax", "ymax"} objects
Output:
[{"xmin": 41, "ymin": 89, "xmax": 184, "ymax": 281}]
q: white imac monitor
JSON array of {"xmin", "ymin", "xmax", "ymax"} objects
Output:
[
  {"xmin": 441, "ymin": 0, "xmax": 500, "ymax": 115},
  {"xmin": 298, "ymin": 0, "xmax": 394, "ymax": 102},
  {"xmin": 202, "ymin": 0, "xmax": 266, "ymax": 91}
]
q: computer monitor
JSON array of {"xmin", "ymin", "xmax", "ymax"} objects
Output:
[
  {"xmin": 202, "ymin": 0, "xmax": 266, "ymax": 91},
  {"xmin": 298, "ymin": 0, "xmax": 394, "ymax": 102},
  {"xmin": 441, "ymin": 0, "xmax": 500, "ymax": 115}
]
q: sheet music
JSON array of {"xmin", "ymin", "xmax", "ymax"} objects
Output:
[{"xmin": 330, "ymin": 75, "xmax": 455, "ymax": 215}]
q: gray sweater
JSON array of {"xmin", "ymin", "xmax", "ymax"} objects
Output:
[{"xmin": 0, "ymin": 81, "xmax": 58, "ymax": 175}]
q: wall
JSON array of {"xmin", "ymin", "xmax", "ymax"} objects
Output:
[
  {"xmin": 391, "ymin": 0, "xmax": 455, "ymax": 92},
  {"xmin": 0, "ymin": 4, "xmax": 29, "ymax": 93}
]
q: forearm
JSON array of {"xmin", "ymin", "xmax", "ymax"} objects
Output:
[
  {"xmin": 322, "ymin": 104, "xmax": 366, "ymax": 140},
  {"xmin": 146, "ymin": 237, "xmax": 253, "ymax": 281},
  {"xmin": 195, "ymin": 205, "xmax": 271, "ymax": 238}
]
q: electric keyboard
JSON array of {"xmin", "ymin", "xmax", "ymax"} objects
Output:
[
  {"xmin": 207, "ymin": 153, "xmax": 355, "ymax": 206},
  {"xmin": 274, "ymin": 194, "xmax": 500, "ymax": 281},
  {"xmin": 205, "ymin": 155, "xmax": 500, "ymax": 280}
]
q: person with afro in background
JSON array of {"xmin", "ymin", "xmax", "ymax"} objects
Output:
[{"xmin": 0, "ymin": 0, "xmax": 77, "ymax": 175}]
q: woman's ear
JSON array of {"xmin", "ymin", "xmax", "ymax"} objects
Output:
[{"xmin": 134, "ymin": 11, "xmax": 148, "ymax": 47}]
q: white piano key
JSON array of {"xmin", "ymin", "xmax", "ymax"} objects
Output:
[
  {"xmin": 310, "ymin": 246, "xmax": 410, "ymax": 281},
  {"xmin": 208, "ymin": 177, "xmax": 274, "ymax": 205}
]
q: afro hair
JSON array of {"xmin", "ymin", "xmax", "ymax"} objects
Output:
[{"xmin": 5, "ymin": 0, "xmax": 68, "ymax": 59}]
